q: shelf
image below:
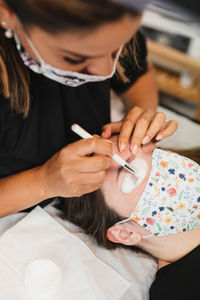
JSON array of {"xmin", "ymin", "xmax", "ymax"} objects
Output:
[
  {"xmin": 147, "ymin": 39, "xmax": 200, "ymax": 120},
  {"xmin": 154, "ymin": 67, "xmax": 200, "ymax": 105}
]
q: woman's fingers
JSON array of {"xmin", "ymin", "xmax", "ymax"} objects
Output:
[
  {"xmin": 139, "ymin": 112, "xmax": 166, "ymax": 145},
  {"xmin": 101, "ymin": 106, "xmax": 178, "ymax": 156},
  {"xmin": 117, "ymin": 108, "xmax": 178, "ymax": 155},
  {"xmin": 156, "ymin": 120, "xmax": 178, "ymax": 141},
  {"xmin": 127, "ymin": 109, "xmax": 155, "ymax": 154},
  {"xmin": 67, "ymin": 137, "xmax": 113, "ymax": 157},
  {"xmin": 75, "ymin": 170, "xmax": 107, "ymax": 185},
  {"xmin": 41, "ymin": 137, "xmax": 114, "ymax": 199},
  {"xmin": 117, "ymin": 106, "xmax": 142, "ymax": 152},
  {"xmin": 72, "ymin": 155, "xmax": 112, "ymax": 173},
  {"xmin": 102, "ymin": 121, "xmax": 122, "ymax": 139}
]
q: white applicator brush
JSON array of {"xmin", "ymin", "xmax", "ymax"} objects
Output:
[{"xmin": 71, "ymin": 123, "xmax": 136, "ymax": 175}]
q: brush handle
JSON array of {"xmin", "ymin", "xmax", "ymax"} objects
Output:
[
  {"xmin": 71, "ymin": 124, "xmax": 93, "ymax": 139},
  {"xmin": 71, "ymin": 124, "xmax": 131, "ymax": 170},
  {"xmin": 111, "ymin": 154, "xmax": 126, "ymax": 167},
  {"xmin": 72, "ymin": 123, "xmax": 125, "ymax": 163}
]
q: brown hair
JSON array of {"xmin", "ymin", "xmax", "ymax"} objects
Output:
[
  {"xmin": 55, "ymin": 189, "xmax": 140, "ymax": 252},
  {"xmin": 55, "ymin": 148, "xmax": 200, "ymax": 250},
  {"xmin": 0, "ymin": 0, "xmax": 139, "ymax": 117}
]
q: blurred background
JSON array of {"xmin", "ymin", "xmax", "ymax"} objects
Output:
[{"xmin": 141, "ymin": 0, "xmax": 200, "ymax": 121}]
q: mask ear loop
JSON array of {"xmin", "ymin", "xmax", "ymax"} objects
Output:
[
  {"xmin": 115, "ymin": 213, "xmax": 135, "ymax": 225},
  {"xmin": 23, "ymin": 31, "xmax": 45, "ymax": 67},
  {"xmin": 109, "ymin": 45, "xmax": 123, "ymax": 77},
  {"xmin": 115, "ymin": 213, "xmax": 155, "ymax": 239},
  {"xmin": 14, "ymin": 17, "xmax": 47, "ymax": 68},
  {"xmin": 13, "ymin": 30, "xmax": 45, "ymax": 71},
  {"xmin": 142, "ymin": 234, "xmax": 154, "ymax": 239},
  {"xmin": 13, "ymin": 32, "xmax": 21, "ymax": 51}
]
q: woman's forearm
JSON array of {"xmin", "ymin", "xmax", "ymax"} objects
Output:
[
  {"xmin": 121, "ymin": 63, "xmax": 159, "ymax": 112},
  {"xmin": 0, "ymin": 166, "xmax": 50, "ymax": 217},
  {"xmin": 0, "ymin": 136, "xmax": 114, "ymax": 217}
]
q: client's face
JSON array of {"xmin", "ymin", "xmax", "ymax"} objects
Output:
[{"xmin": 101, "ymin": 136, "xmax": 156, "ymax": 218}]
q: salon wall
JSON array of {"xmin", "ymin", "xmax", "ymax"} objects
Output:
[{"xmin": 141, "ymin": 2, "xmax": 200, "ymax": 121}]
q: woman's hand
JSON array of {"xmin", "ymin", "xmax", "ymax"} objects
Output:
[
  {"xmin": 102, "ymin": 106, "xmax": 178, "ymax": 154},
  {"xmin": 39, "ymin": 138, "xmax": 113, "ymax": 198}
]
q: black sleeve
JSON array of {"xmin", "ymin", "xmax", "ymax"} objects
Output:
[
  {"xmin": 149, "ymin": 245, "xmax": 200, "ymax": 300},
  {"xmin": 111, "ymin": 31, "xmax": 148, "ymax": 94}
]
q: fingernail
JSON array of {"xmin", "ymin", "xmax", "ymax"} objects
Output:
[
  {"xmin": 156, "ymin": 134, "xmax": 163, "ymax": 141},
  {"xmin": 120, "ymin": 143, "xmax": 126, "ymax": 152},
  {"xmin": 142, "ymin": 136, "xmax": 149, "ymax": 145},
  {"xmin": 132, "ymin": 144, "xmax": 138, "ymax": 155},
  {"xmin": 106, "ymin": 139, "xmax": 113, "ymax": 144}
]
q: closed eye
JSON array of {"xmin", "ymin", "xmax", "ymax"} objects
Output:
[
  {"xmin": 116, "ymin": 166, "xmax": 123, "ymax": 182},
  {"xmin": 64, "ymin": 56, "xmax": 86, "ymax": 65}
]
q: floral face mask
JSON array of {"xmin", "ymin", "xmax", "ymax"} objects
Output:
[{"xmin": 117, "ymin": 149, "xmax": 200, "ymax": 239}]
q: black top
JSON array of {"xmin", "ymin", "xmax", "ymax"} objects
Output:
[
  {"xmin": 150, "ymin": 245, "xmax": 200, "ymax": 300},
  {"xmin": 0, "ymin": 32, "xmax": 147, "ymax": 211}
]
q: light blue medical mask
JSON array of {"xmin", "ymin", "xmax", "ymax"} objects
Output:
[{"xmin": 14, "ymin": 32, "xmax": 122, "ymax": 87}]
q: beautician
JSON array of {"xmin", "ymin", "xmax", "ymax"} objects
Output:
[{"xmin": 0, "ymin": 0, "xmax": 177, "ymax": 217}]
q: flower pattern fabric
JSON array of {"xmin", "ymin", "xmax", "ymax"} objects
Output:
[{"xmin": 132, "ymin": 149, "xmax": 200, "ymax": 236}]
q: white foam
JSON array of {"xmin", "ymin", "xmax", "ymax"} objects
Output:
[{"xmin": 121, "ymin": 159, "xmax": 148, "ymax": 194}]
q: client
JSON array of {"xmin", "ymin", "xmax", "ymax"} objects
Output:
[{"xmin": 56, "ymin": 136, "xmax": 200, "ymax": 262}]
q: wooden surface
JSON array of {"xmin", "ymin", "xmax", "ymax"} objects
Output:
[
  {"xmin": 147, "ymin": 39, "xmax": 200, "ymax": 120},
  {"xmin": 147, "ymin": 39, "xmax": 200, "ymax": 74}
]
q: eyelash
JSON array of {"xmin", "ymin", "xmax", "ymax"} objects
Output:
[
  {"xmin": 117, "ymin": 166, "xmax": 123, "ymax": 181},
  {"xmin": 64, "ymin": 50, "xmax": 118, "ymax": 65},
  {"xmin": 64, "ymin": 56, "xmax": 86, "ymax": 65}
]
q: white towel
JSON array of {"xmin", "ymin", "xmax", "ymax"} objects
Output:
[{"xmin": 0, "ymin": 206, "xmax": 131, "ymax": 300}]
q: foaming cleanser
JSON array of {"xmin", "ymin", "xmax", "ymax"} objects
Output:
[{"xmin": 121, "ymin": 159, "xmax": 148, "ymax": 194}]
